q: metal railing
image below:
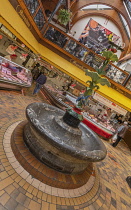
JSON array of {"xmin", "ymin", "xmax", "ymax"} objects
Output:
[{"xmin": 43, "ymin": 25, "xmax": 130, "ymax": 86}]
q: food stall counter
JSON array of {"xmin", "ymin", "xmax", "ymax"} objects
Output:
[
  {"xmin": 0, "ymin": 56, "xmax": 32, "ymax": 91},
  {"xmin": 41, "ymin": 85, "xmax": 114, "ymax": 140},
  {"xmin": 82, "ymin": 115, "xmax": 114, "ymax": 140}
]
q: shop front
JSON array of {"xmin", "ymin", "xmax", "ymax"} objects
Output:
[
  {"xmin": 0, "ymin": 56, "xmax": 32, "ymax": 91},
  {"xmin": 0, "ymin": 25, "xmax": 35, "ymax": 92},
  {"xmin": 37, "ymin": 66, "xmax": 130, "ymax": 140}
]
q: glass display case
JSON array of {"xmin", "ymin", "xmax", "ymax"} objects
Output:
[{"xmin": 0, "ymin": 56, "xmax": 32, "ymax": 87}]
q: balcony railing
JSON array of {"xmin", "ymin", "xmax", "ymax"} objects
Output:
[
  {"xmin": 43, "ymin": 25, "xmax": 130, "ymax": 86},
  {"xmin": 12, "ymin": 0, "xmax": 131, "ymax": 94}
]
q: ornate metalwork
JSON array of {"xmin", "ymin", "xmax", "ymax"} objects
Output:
[
  {"xmin": 24, "ymin": 0, "xmax": 39, "ymax": 14},
  {"xmin": 106, "ymin": 65, "xmax": 127, "ymax": 85},
  {"xmin": 44, "ymin": 27, "xmax": 68, "ymax": 48},
  {"xmin": 34, "ymin": 9, "xmax": 45, "ymax": 30}
]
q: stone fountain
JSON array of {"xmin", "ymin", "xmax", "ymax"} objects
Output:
[{"xmin": 23, "ymin": 102, "xmax": 107, "ymax": 174}]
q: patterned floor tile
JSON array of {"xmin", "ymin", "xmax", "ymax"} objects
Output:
[{"xmin": 0, "ymin": 88, "xmax": 131, "ymax": 209}]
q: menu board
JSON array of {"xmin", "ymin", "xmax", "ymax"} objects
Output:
[{"xmin": 0, "ymin": 56, "xmax": 32, "ymax": 87}]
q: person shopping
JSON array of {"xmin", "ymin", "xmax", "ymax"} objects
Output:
[
  {"xmin": 111, "ymin": 122, "xmax": 128, "ymax": 147},
  {"xmin": 33, "ymin": 73, "xmax": 47, "ymax": 95}
]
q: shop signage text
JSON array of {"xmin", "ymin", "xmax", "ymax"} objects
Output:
[
  {"xmin": 93, "ymin": 93, "xmax": 127, "ymax": 116},
  {"xmin": 70, "ymin": 59, "xmax": 86, "ymax": 71},
  {"xmin": 16, "ymin": 5, "xmax": 31, "ymax": 29}
]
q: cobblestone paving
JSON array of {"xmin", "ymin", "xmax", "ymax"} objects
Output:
[{"xmin": 0, "ymin": 88, "xmax": 131, "ymax": 210}]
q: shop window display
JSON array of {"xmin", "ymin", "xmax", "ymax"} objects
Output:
[
  {"xmin": 65, "ymin": 40, "xmax": 104, "ymax": 70},
  {"xmin": 0, "ymin": 56, "xmax": 32, "ymax": 87}
]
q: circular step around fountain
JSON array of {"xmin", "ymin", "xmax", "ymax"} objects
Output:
[
  {"xmin": 11, "ymin": 121, "xmax": 96, "ymax": 189},
  {"xmin": 23, "ymin": 102, "xmax": 107, "ymax": 174}
]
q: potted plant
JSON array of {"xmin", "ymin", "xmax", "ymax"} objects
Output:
[{"xmin": 57, "ymin": 9, "xmax": 71, "ymax": 26}]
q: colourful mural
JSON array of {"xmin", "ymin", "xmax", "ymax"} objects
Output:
[{"xmin": 79, "ymin": 18, "xmax": 120, "ymax": 53}]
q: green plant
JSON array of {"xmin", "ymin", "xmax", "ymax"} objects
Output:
[
  {"xmin": 57, "ymin": 9, "xmax": 71, "ymax": 25},
  {"xmin": 77, "ymin": 70, "xmax": 111, "ymax": 108},
  {"xmin": 97, "ymin": 50, "xmax": 119, "ymax": 75}
]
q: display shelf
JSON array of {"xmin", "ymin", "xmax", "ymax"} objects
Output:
[{"xmin": 0, "ymin": 56, "xmax": 32, "ymax": 87}]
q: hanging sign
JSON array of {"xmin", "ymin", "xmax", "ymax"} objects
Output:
[{"xmin": 93, "ymin": 93, "xmax": 127, "ymax": 116}]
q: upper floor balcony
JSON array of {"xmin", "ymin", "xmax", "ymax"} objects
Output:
[{"xmin": 8, "ymin": 0, "xmax": 131, "ymax": 98}]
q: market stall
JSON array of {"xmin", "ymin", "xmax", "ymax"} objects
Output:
[
  {"xmin": 0, "ymin": 56, "xmax": 32, "ymax": 92},
  {"xmin": 41, "ymin": 84, "xmax": 115, "ymax": 140},
  {"xmin": 83, "ymin": 114, "xmax": 114, "ymax": 139}
]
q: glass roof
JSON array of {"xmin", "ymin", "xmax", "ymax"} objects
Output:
[{"xmin": 81, "ymin": 4, "xmax": 112, "ymax": 10}]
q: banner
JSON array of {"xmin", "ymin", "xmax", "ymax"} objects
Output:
[
  {"xmin": 93, "ymin": 93, "xmax": 127, "ymax": 116},
  {"xmin": 79, "ymin": 18, "xmax": 120, "ymax": 53}
]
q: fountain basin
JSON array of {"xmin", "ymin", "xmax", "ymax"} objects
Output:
[{"xmin": 23, "ymin": 102, "xmax": 107, "ymax": 174}]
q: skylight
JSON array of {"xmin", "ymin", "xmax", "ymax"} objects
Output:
[{"xmin": 81, "ymin": 4, "xmax": 112, "ymax": 10}]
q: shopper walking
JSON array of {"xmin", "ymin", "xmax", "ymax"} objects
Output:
[
  {"xmin": 33, "ymin": 73, "xmax": 47, "ymax": 95},
  {"xmin": 112, "ymin": 122, "xmax": 128, "ymax": 147}
]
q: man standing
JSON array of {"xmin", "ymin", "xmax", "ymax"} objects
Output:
[
  {"xmin": 33, "ymin": 73, "xmax": 47, "ymax": 95},
  {"xmin": 112, "ymin": 122, "xmax": 128, "ymax": 147}
]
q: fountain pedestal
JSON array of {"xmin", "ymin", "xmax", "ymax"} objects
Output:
[{"xmin": 23, "ymin": 102, "xmax": 107, "ymax": 174}]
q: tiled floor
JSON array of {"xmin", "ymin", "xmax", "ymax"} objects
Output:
[{"xmin": 0, "ymin": 87, "xmax": 131, "ymax": 210}]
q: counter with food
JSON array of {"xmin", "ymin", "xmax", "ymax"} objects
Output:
[
  {"xmin": 0, "ymin": 56, "xmax": 32, "ymax": 88},
  {"xmin": 83, "ymin": 113, "xmax": 115, "ymax": 139},
  {"xmin": 41, "ymin": 85, "xmax": 114, "ymax": 139}
]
